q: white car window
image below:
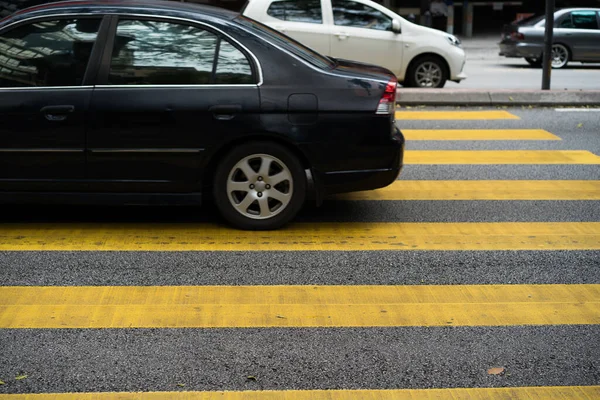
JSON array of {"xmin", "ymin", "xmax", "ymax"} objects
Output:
[
  {"xmin": 331, "ymin": 0, "xmax": 392, "ymax": 31},
  {"xmin": 266, "ymin": 0, "xmax": 323, "ymax": 24}
]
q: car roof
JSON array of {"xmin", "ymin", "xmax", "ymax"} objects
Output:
[
  {"xmin": 4, "ymin": 0, "xmax": 239, "ymax": 25},
  {"xmin": 559, "ymin": 7, "xmax": 600, "ymax": 13}
]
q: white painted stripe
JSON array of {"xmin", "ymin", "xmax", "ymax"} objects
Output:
[{"xmin": 555, "ymin": 108, "xmax": 600, "ymax": 112}]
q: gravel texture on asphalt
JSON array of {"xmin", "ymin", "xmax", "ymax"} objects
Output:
[
  {"xmin": 1, "ymin": 250, "xmax": 598, "ymax": 286},
  {"xmin": 1, "ymin": 326, "xmax": 599, "ymax": 393}
]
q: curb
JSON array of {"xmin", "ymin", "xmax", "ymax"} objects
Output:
[{"xmin": 396, "ymin": 89, "xmax": 600, "ymax": 106}]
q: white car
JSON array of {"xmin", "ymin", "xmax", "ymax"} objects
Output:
[{"xmin": 242, "ymin": 0, "xmax": 467, "ymax": 88}]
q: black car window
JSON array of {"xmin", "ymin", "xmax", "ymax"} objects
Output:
[
  {"xmin": 332, "ymin": 0, "xmax": 392, "ymax": 31},
  {"xmin": 267, "ymin": 0, "xmax": 323, "ymax": 24},
  {"xmin": 571, "ymin": 11, "xmax": 599, "ymax": 29},
  {"xmin": 215, "ymin": 41, "xmax": 254, "ymax": 84},
  {"xmin": 0, "ymin": 18, "xmax": 101, "ymax": 88},
  {"xmin": 109, "ymin": 19, "xmax": 218, "ymax": 85}
]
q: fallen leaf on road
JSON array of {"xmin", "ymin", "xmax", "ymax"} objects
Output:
[
  {"xmin": 509, "ymin": 96, "xmax": 514, "ymax": 101},
  {"xmin": 247, "ymin": 376, "xmax": 257, "ymax": 381},
  {"xmin": 0, "ymin": 380, "xmax": 5, "ymax": 385},
  {"xmin": 487, "ymin": 367, "xmax": 505, "ymax": 375},
  {"xmin": 276, "ymin": 315, "xmax": 286, "ymax": 319},
  {"xmin": 176, "ymin": 383, "xmax": 185, "ymax": 387},
  {"xmin": 577, "ymin": 123, "xmax": 583, "ymax": 128},
  {"xmin": 15, "ymin": 375, "xmax": 27, "ymax": 380}
]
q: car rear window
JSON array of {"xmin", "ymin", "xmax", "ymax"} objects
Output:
[
  {"xmin": 267, "ymin": 0, "xmax": 323, "ymax": 24},
  {"xmin": 234, "ymin": 15, "xmax": 334, "ymax": 70},
  {"xmin": 516, "ymin": 14, "xmax": 544, "ymax": 26}
]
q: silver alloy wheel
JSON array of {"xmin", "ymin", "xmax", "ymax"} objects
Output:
[
  {"xmin": 415, "ymin": 61, "xmax": 443, "ymax": 87},
  {"xmin": 226, "ymin": 153, "xmax": 293, "ymax": 220},
  {"xmin": 551, "ymin": 44, "xmax": 569, "ymax": 68}
]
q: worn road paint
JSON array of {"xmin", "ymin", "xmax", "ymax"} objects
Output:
[
  {"xmin": 1, "ymin": 284, "xmax": 599, "ymax": 328},
  {"xmin": 402, "ymin": 129, "xmax": 560, "ymax": 140},
  {"xmin": 395, "ymin": 110, "xmax": 520, "ymax": 120},
  {"xmin": 404, "ymin": 150, "xmax": 600, "ymax": 164},
  {"xmin": 0, "ymin": 222, "xmax": 598, "ymax": 251},
  {"xmin": 334, "ymin": 180, "xmax": 600, "ymax": 200},
  {"xmin": 1, "ymin": 386, "xmax": 599, "ymax": 399}
]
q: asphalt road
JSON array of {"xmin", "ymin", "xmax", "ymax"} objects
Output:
[
  {"xmin": 0, "ymin": 107, "xmax": 599, "ymax": 398},
  {"xmin": 445, "ymin": 39, "xmax": 600, "ymax": 90}
]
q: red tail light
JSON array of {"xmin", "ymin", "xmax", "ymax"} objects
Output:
[
  {"xmin": 511, "ymin": 32, "xmax": 525, "ymax": 40},
  {"xmin": 376, "ymin": 77, "xmax": 397, "ymax": 115}
]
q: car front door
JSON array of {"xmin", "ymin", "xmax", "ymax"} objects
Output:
[
  {"xmin": 86, "ymin": 16, "xmax": 261, "ymax": 193},
  {"xmin": 261, "ymin": 0, "xmax": 330, "ymax": 55},
  {"xmin": 556, "ymin": 10, "xmax": 600, "ymax": 61},
  {"xmin": 327, "ymin": 0, "xmax": 403, "ymax": 74},
  {"xmin": 0, "ymin": 16, "xmax": 105, "ymax": 192}
]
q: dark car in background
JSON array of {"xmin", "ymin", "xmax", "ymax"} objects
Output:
[
  {"xmin": 0, "ymin": 0, "xmax": 404, "ymax": 230},
  {"xmin": 499, "ymin": 8, "xmax": 600, "ymax": 68}
]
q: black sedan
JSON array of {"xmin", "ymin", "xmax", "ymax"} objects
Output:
[
  {"xmin": 499, "ymin": 8, "xmax": 600, "ymax": 68},
  {"xmin": 0, "ymin": 0, "xmax": 404, "ymax": 230}
]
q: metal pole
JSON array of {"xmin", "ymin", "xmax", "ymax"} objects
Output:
[{"xmin": 541, "ymin": 0, "xmax": 555, "ymax": 90}]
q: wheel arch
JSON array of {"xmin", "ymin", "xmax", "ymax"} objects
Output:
[
  {"xmin": 553, "ymin": 42, "xmax": 573, "ymax": 61},
  {"xmin": 201, "ymin": 133, "xmax": 312, "ymax": 191},
  {"xmin": 405, "ymin": 52, "xmax": 450, "ymax": 86}
]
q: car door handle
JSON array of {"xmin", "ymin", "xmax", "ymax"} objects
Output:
[
  {"xmin": 210, "ymin": 105, "xmax": 242, "ymax": 121},
  {"xmin": 334, "ymin": 32, "xmax": 349, "ymax": 40},
  {"xmin": 40, "ymin": 105, "xmax": 74, "ymax": 122}
]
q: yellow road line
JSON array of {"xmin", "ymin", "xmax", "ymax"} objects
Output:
[
  {"xmin": 395, "ymin": 110, "xmax": 520, "ymax": 120},
  {"xmin": 0, "ymin": 222, "xmax": 598, "ymax": 251},
  {"xmin": 403, "ymin": 129, "xmax": 560, "ymax": 140},
  {"xmin": 405, "ymin": 150, "xmax": 600, "ymax": 164},
  {"xmin": 1, "ymin": 387, "xmax": 599, "ymax": 399},
  {"xmin": 334, "ymin": 180, "xmax": 600, "ymax": 201},
  {"xmin": 1, "ymin": 284, "xmax": 599, "ymax": 328}
]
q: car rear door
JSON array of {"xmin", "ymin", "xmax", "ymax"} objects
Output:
[
  {"xmin": 0, "ymin": 16, "xmax": 106, "ymax": 192},
  {"xmin": 86, "ymin": 16, "xmax": 261, "ymax": 193},
  {"xmin": 327, "ymin": 0, "xmax": 403, "ymax": 75}
]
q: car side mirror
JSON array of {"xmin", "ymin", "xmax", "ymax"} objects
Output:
[{"xmin": 392, "ymin": 19, "xmax": 401, "ymax": 33}]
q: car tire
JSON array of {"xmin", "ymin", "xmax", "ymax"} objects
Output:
[
  {"xmin": 525, "ymin": 57, "xmax": 542, "ymax": 67},
  {"xmin": 213, "ymin": 141, "xmax": 306, "ymax": 230},
  {"xmin": 551, "ymin": 43, "xmax": 570, "ymax": 69},
  {"xmin": 405, "ymin": 55, "xmax": 448, "ymax": 88}
]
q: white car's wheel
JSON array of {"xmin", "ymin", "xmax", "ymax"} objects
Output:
[{"xmin": 406, "ymin": 55, "xmax": 448, "ymax": 88}]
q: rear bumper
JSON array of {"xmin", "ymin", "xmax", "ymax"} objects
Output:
[
  {"xmin": 499, "ymin": 42, "xmax": 543, "ymax": 58},
  {"xmin": 313, "ymin": 126, "xmax": 405, "ymax": 198}
]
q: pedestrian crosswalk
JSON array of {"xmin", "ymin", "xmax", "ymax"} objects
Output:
[
  {"xmin": 0, "ymin": 108, "xmax": 599, "ymax": 399},
  {"xmin": 402, "ymin": 129, "xmax": 561, "ymax": 140},
  {"xmin": 2, "ymin": 284, "xmax": 598, "ymax": 329}
]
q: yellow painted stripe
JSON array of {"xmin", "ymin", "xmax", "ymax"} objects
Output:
[
  {"xmin": 405, "ymin": 150, "xmax": 600, "ymax": 164},
  {"xmin": 1, "ymin": 387, "xmax": 599, "ymax": 399},
  {"xmin": 1, "ymin": 284, "xmax": 599, "ymax": 328},
  {"xmin": 403, "ymin": 129, "xmax": 560, "ymax": 140},
  {"xmin": 395, "ymin": 110, "xmax": 520, "ymax": 120},
  {"xmin": 335, "ymin": 180, "xmax": 600, "ymax": 200},
  {"xmin": 0, "ymin": 222, "xmax": 598, "ymax": 251}
]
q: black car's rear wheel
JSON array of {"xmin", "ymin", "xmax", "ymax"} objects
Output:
[
  {"xmin": 213, "ymin": 141, "xmax": 306, "ymax": 230},
  {"xmin": 525, "ymin": 57, "xmax": 542, "ymax": 67}
]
